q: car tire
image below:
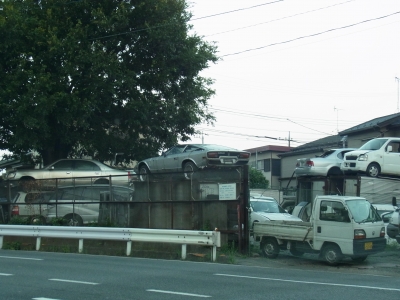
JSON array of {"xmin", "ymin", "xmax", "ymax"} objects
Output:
[
  {"xmin": 260, "ymin": 237, "xmax": 280, "ymax": 259},
  {"xmin": 183, "ymin": 161, "xmax": 198, "ymax": 180},
  {"xmin": 321, "ymin": 244, "xmax": 342, "ymax": 265},
  {"xmin": 63, "ymin": 214, "xmax": 83, "ymax": 226},
  {"xmin": 139, "ymin": 165, "xmax": 150, "ymax": 182},
  {"xmin": 366, "ymin": 163, "xmax": 380, "ymax": 177}
]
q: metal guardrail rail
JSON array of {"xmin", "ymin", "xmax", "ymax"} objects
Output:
[{"xmin": 0, "ymin": 225, "xmax": 221, "ymax": 261}]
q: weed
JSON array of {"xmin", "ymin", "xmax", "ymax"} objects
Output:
[
  {"xmin": 8, "ymin": 216, "xmax": 29, "ymax": 225},
  {"xmin": 2, "ymin": 241, "xmax": 22, "ymax": 250}
]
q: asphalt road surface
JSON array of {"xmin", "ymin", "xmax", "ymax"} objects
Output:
[{"xmin": 0, "ymin": 249, "xmax": 399, "ymax": 300}]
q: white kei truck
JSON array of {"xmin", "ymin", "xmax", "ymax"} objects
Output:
[{"xmin": 253, "ymin": 195, "xmax": 387, "ymax": 265}]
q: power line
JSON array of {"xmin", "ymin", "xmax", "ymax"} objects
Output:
[
  {"xmin": 205, "ymin": 0, "xmax": 354, "ymax": 37},
  {"xmin": 191, "ymin": 0, "xmax": 284, "ymax": 21},
  {"xmin": 221, "ymin": 11, "xmax": 400, "ymax": 57}
]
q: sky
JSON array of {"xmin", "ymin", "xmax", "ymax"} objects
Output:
[{"xmin": 185, "ymin": 0, "xmax": 400, "ymax": 150}]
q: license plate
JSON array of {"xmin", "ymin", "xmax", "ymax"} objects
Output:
[
  {"xmin": 223, "ymin": 159, "xmax": 233, "ymax": 163},
  {"xmin": 364, "ymin": 242, "xmax": 373, "ymax": 250}
]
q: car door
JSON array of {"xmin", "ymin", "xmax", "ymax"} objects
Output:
[
  {"xmin": 161, "ymin": 145, "xmax": 186, "ymax": 172},
  {"xmin": 313, "ymin": 200, "xmax": 353, "ymax": 251},
  {"xmin": 72, "ymin": 160, "xmax": 102, "ymax": 185},
  {"xmin": 382, "ymin": 140, "xmax": 400, "ymax": 175},
  {"xmin": 47, "ymin": 160, "xmax": 74, "ymax": 186}
]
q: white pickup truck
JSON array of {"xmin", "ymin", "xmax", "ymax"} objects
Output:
[{"xmin": 253, "ymin": 195, "xmax": 387, "ymax": 265}]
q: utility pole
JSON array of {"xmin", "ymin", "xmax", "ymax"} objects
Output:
[{"xmin": 395, "ymin": 77, "xmax": 400, "ymax": 112}]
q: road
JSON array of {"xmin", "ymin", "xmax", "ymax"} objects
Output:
[{"xmin": 0, "ymin": 250, "xmax": 399, "ymax": 300}]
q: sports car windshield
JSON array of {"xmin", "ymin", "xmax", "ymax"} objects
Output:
[{"xmin": 346, "ymin": 199, "xmax": 381, "ymax": 223}]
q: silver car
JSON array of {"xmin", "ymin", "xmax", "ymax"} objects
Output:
[
  {"xmin": 295, "ymin": 148, "xmax": 356, "ymax": 177},
  {"xmin": 6, "ymin": 159, "xmax": 134, "ymax": 187},
  {"xmin": 137, "ymin": 144, "xmax": 250, "ymax": 181},
  {"xmin": 249, "ymin": 195, "xmax": 302, "ymax": 229}
]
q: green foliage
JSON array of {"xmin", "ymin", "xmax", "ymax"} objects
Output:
[
  {"xmin": 249, "ymin": 168, "xmax": 269, "ymax": 189},
  {"xmin": 2, "ymin": 241, "xmax": 22, "ymax": 250},
  {"xmin": 0, "ymin": 0, "xmax": 218, "ymax": 165},
  {"xmin": 8, "ymin": 216, "xmax": 29, "ymax": 225}
]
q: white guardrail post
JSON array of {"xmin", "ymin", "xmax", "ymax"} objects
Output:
[{"xmin": 0, "ymin": 225, "xmax": 221, "ymax": 261}]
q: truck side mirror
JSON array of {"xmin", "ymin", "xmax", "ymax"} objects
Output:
[
  {"xmin": 392, "ymin": 197, "xmax": 397, "ymax": 207},
  {"xmin": 387, "ymin": 145, "xmax": 393, "ymax": 152}
]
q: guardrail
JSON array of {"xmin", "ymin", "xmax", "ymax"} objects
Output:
[{"xmin": 0, "ymin": 225, "xmax": 221, "ymax": 261}]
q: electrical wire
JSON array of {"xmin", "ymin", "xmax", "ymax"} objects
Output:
[
  {"xmin": 221, "ymin": 11, "xmax": 400, "ymax": 57},
  {"xmin": 204, "ymin": 0, "xmax": 354, "ymax": 37}
]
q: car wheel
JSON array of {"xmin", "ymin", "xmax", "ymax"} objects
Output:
[
  {"xmin": 366, "ymin": 163, "xmax": 380, "ymax": 177},
  {"xmin": 260, "ymin": 238, "xmax": 279, "ymax": 259},
  {"xmin": 183, "ymin": 161, "xmax": 198, "ymax": 180},
  {"xmin": 29, "ymin": 216, "xmax": 46, "ymax": 225},
  {"xmin": 139, "ymin": 165, "xmax": 150, "ymax": 182},
  {"xmin": 63, "ymin": 214, "xmax": 83, "ymax": 226},
  {"xmin": 321, "ymin": 244, "xmax": 342, "ymax": 265},
  {"xmin": 351, "ymin": 255, "xmax": 368, "ymax": 263}
]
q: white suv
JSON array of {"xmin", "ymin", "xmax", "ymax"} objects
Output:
[{"xmin": 341, "ymin": 137, "xmax": 400, "ymax": 177}]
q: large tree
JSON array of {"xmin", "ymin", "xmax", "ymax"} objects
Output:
[{"xmin": 0, "ymin": 0, "xmax": 217, "ymax": 165}]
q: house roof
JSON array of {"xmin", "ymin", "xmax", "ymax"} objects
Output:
[
  {"xmin": 278, "ymin": 135, "xmax": 344, "ymax": 157},
  {"xmin": 244, "ymin": 145, "xmax": 293, "ymax": 154},
  {"xmin": 339, "ymin": 112, "xmax": 400, "ymax": 135}
]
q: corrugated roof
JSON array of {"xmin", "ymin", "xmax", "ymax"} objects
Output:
[
  {"xmin": 339, "ymin": 112, "xmax": 400, "ymax": 135},
  {"xmin": 279, "ymin": 135, "xmax": 343, "ymax": 157},
  {"xmin": 244, "ymin": 145, "xmax": 293, "ymax": 153}
]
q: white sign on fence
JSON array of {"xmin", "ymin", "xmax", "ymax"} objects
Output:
[{"xmin": 218, "ymin": 183, "xmax": 236, "ymax": 200}]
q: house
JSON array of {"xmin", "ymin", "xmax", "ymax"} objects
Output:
[{"xmin": 244, "ymin": 145, "xmax": 292, "ymax": 189}]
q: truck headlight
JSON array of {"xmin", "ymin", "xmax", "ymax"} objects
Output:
[{"xmin": 358, "ymin": 154, "xmax": 368, "ymax": 161}]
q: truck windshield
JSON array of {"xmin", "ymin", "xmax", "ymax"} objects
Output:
[
  {"xmin": 345, "ymin": 199, "xmax": 381, "ymax": 223},
  {"xmin": 359, "ymin": 139, "xmax": 388, "ymax": 151}
]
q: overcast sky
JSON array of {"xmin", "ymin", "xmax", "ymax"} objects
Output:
[{"xmin": 186, "ymin": 0, "xmax": 400, "ymax": 150}]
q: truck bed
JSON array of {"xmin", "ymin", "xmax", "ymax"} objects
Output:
[{"xmin": 253, "ymin": 220, "xmax": 313, "ymax": 241}]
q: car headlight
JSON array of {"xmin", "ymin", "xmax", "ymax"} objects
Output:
[
  {"xmin": 7, "ymin": 172, "xmax": 16, "ymax": 179},
  {"xmin": 358, "ymin": 154, "xmax": 368, "ymax": 161}
]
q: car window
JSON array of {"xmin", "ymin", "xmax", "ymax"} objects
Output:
[
  {"xmin": 52, "ymin": 160, "xmax": 73, "ymax": 170},
  {"xmin": 320, "ymin": 201, "xmax": 350, "ymax": 222},
  {"xmin": 25, "ymin": 192, "xmax": 48, "ymax": 203},
  {"xmin": 55, "ymin": 187, "xmax": 85, "ymax": 200},
  {"xmin": 166, "ymin": 145, "xmax": 186, "ymax": 155},
  {"xmin": 74, "ymin": 161, "xmax": 101, "ymax": 171},
  {"xmin": 81, "ymin": 187, "xmax": 103, "ymax": 200},
  {"xmin": 184, "ymin": 145, "xmax": 200, "ymax": 152},
  {"xmin": 359, "ymin": 139, "xmax": 388, "ymax": 151},
  {"xmin": 319, "ymin": 150, "xmax": 335, "ymax": 158},
  {"xmin": 386, "ymin": 141, "xmax": 400, "ymax": 152}
]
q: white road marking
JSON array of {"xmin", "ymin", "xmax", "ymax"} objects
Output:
[
  {"xmin": 49, "ymin": 279, "xmax": 99, "ymax": 285},
  {"xmin": 0, "ymin": 273, "xmax": 13, "ymax": 276},
  {"xmin": 0, "ymin": 255, "xmax": 43, "ymax": 261},
  {"xmin": 147, "ymin": 289, "xmax": 211, "ymax": 298},
  {"xmin": 215, "ymin": 274, "xmax": 400, "ymax": 292},
  {"xmin": 33, "ymin": 298, "xmax": 61, "ymax": 300}
]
